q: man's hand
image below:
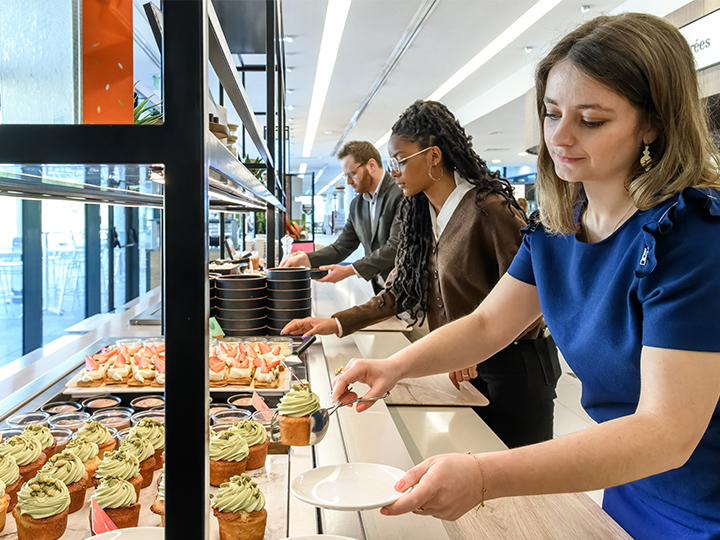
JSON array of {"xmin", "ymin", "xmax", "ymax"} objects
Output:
[
  {"xmin": 280, "ymin": 252, "xmax": 310, "ymax": 268},
  {"xmin": 317, "ymin": 264, "xmax": 356, "ymax": 283}
]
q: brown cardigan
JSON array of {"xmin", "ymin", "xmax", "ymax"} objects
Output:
[{"xmin": 334, "ymin": 188, "xmax": 544, "ymax": 339}]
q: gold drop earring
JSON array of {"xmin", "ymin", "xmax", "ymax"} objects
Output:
[{"xmin": 640, "ymin": 144, "xmax": 652, "ymax": 172}]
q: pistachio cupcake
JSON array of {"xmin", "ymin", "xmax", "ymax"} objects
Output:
[
  {"xmin": 149, "ymin": 465, "xmax": 165, "ymax": 526},
  {"xmin": 39, "ymin": 449, "xmax": 88, "ymax": 513},
  {"xmin": 119, "ymin": 432, "xmax": 156, "ymax": 488},
  {"xmin": 209, "ymin": 430, "xmax": 249, "ymax": 486},
  {"xmin": 0, "ymin": 453, "xmax": 21, "ymax": 511},
  {"xmin": 227, "ymin": 420, "xmax": 269, "ymax": 470},
  {"xmin": 213, "ymin": 473, "xmax": 267, "ymax": 540},
  {"xmin": 22, "ymin": 424, "xmax": 56, "ymax": 459},
  {"xmin": 0, "ymin": 479, "xmax": 9, "ymax": 533},
  {"xmin": 129, "ymin": 418, "xmax": 165, "ymax": 471},
  {"xmin": 12, "ymin": 474, "xmax": 71, "ymax": 540},
  {"xmin": 277, "ymin": 384, "xmax": 321, "ymax": 446},
  {"xmin": 73, "ymin": 421, "xmax": 116, "ymax": 458},
  {"xmin": 95, "ymin": 449, "xmax": 142, "ymax": 500},
  {"xmin": 0, "ymin": 435, "xmax": 47, "ymax": 483},
  {"xmin": 64, "ymin": 438, "xmax": 100, "ymax": 488},
  {"xmin": 89, "ymin": 477, "xmax": 140, "ymax": 530}
]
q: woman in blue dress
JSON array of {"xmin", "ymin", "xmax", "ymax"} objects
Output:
[{"xmin": 332, "ymin": 12, "xmax": 720, "ymax": 540}]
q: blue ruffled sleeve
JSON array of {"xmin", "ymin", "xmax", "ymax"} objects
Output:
[
  {"xmin": 637, "ymin": 188, "xmax": 720, "ymax": 352},
  {"xmin": 508, "ymin": 222, "xmax": 538, "ymax": 286}
]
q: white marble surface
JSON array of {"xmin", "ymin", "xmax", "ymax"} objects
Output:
[{"xmin": 0, "ymin": 454, "xmax": 289, "ymax": 540}]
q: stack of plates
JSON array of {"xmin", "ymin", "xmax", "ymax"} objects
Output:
[
  {"xmin": 215, "ymin": 275, "xmax": 267, "ymax": 337},
  {"xmin": 266, "ymin": 268, "xmax": 312, "ymax": 335},
  {"xmin": 209, "ymin": 273, "xmax": 220, "ymax": 318}
]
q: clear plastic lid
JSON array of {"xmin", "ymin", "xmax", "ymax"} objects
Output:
[
  {"xmin": 47, "ymin": 411, "xmax": 91, "ymax": 432},
  {"xmin": 211, "ymin": 409, "xmax": 251, "ymax": 426},
  {"xmin": 7, "ymin": 411, "xmax": 50, "ymax": 428}
]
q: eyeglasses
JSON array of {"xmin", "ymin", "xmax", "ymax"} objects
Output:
[
  {"xmin": 343, "ymin": 160, "xmax": 368, "ymax": 181},
  {"xmin": 387, "ymin": 147, "xmax": 433, "ymax": 175}
]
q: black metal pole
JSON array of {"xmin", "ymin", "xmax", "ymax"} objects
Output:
[
  {"xmin": 108, "ymin": 207, "xmax": 114, "ymax": 311},
  {"xmin": 311, "ymin": 171, "xmax": 316, "ymax": 243},
  {"xmin": 84, "ymin": 168, "xmax": 101, "ymax": 318},
  {"xmin": 219, "ymin": 211, "xmax": 226, "ymax": 259},
  {"xmin": 163, "ymin": 1, "xmax": 210, "ymax": 539},
  {"xmin": 266, "ymin": 0, "xmax": 277, "ymax": 266}
]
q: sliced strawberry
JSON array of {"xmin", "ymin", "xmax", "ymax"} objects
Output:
[
  {"xmin": 251, "ymin": 356, "xmax": 263, "ymax": 368},
  {"xmin": 155, "ymin": 357, "xmax": 166, "ymax": 374},
  {"xmin": 155, "ymin": 344, "xmax": 165, "ymax": 353},
  {"xmin": 219, "ymin": 342, "xmax": 230, "ymax": 354},
  {"xmin": 128, "ymin": 345, "xmax": 142, "ymax": 355},
  {"xmin": 93, "ymin": 353, "xmax": 111, "ymax": 364},
  {"xmin": 260, "ymin": 359, "xmax": 270, "ymax": 374},
  {"xmin": 113, "ymin": 354, "xmax": 127, "ymax": 367},
  {"xmin": 239, "ymin": 358, "xmax": 250, "ymax": 369},
  {"xmin": 119, "ymin": 345, "xmax": 129, "ymax": 356},
  {"xmin": 246, "ymin": 344, "xmax": 260, "ymax": 358},
  {"xmin": 267, "ymin": 358, "xmax": 281, "ymax": 370},
  {"xmin": 209, "ymin": 356, "xmax": 226, "ymax": 373},
  {"xmin": 272, "ymin": 346, "xmax": 281, "ymax": 356},
  {"xmin": 258, "ymin": 342, "xmax": 272, "ymax": 354},
  {"xmin": 136, "ymin": 355, "xmax": 148, "ymax": 369},
  {"xmin": 231, "ymin": 356, "xmax": 242, "ymax": 368},
  {"xmin": 85, "ymin": 355, "xmax": 100, "ymax": 371}
]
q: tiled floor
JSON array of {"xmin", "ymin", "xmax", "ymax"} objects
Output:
[{"xmin": 554, "ymin": 351, "xmax": 604, "ymax": 506}]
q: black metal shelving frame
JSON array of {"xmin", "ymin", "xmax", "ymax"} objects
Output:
[{"xmin": 0, "ymin": 1, "xmax": 288, "ymax": 537}]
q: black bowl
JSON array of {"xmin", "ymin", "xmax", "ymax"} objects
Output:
[
  {"xmin": 267, "ymin": 297, "xmax": 311, "ymax": 310},
  {"xmin": 216, "ymin": 306, "xmax": 268, "ymax": 320},
  {"xmin": 224, "ymin": 326, "xmax": 268, "ymax": 337},
  {"xmin": 268, "ymin": 306, "xmax": 312, "ymax": 319},
  {"xmin": 266, "ymin": 267, "xmax": 311, "ymax": 281},
  {"xmin": 267, "ymin": 287, "xmax": 311, "ymax": 300},
  {"xmin": 81, "ymin": 394, "xmax": 122, "ymax": 414},
  {"xmin": 267, "ymin": 278, "xmax": 311, "ymax": 291},
  {"xmin": 310, "ymin": 268, "xmax": 329, "ymax": 280},
  {"xmin": 217, "ymin": 275, "xmax": 267, "ymax": 289},
  {"xmin": 217, "ymin": 316, "xmax": 268, "ymax": 330},
  {"xmin": 216, "ymin": 296, "xmax": 267, "ymax": 310},
  {"xmin": 268, "ymin": 317, "xmax": 297, "ymax": 329},
  {"xmin": 216, "ymin": 286, "xmax": 267, "ymax": 300}
]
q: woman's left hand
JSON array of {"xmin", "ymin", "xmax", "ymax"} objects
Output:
[
  {"xmin": 449, "ymin": 365, "xmax": 478, "ymax": 389},
  {"xmin": 382, "ymin": 453, "xmax": 486, "ymax": 521}
]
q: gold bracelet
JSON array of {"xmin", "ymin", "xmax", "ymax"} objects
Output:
[{"xmin": 466, "ymin": 451, "xmax": 486, "ymax": 508}]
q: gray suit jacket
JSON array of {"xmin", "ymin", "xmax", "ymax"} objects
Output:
[{"xmin": 308, "ymin": 172, "xmax": 402, "ymax": 286}]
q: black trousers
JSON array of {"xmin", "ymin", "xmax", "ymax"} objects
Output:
[{"xmin": 470, "ymin": 335, "xmax": 561, "ymax": 449}]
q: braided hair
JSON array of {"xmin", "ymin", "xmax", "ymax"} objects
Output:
[{"xmin": 389, "ymin": 100, "xmax": 522, "ymax": 325}]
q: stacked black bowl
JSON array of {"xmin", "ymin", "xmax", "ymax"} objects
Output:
[
  {"xmin": 266, "ymin": 268, "xmax": 312, "ymax": 335},
  {"xmin": 209, "ymin": 273, "xmax": 220, "ymax": 318},
  {"xmin": 215, "ymin": 275, "xmax": 267, "ymax": 337}
]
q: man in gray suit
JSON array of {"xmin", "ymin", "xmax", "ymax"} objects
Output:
[{"xmin": 280, "ymin": 141, "xmax": 402, "ymax": 294}]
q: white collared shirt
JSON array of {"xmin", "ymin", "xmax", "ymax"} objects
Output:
[
  {"xmin": 362, "ymin": 173, "xmax": 385, "ymax": 237},
  {"xmin": 429, "ymin": 171, "xmax": 474, "ymax": 241}
]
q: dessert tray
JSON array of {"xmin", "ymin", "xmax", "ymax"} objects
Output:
[{"xmin": 63, "ymin": 339, "xmax": 293, "ymax": 397}]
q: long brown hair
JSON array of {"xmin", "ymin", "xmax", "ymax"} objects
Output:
[{"xmin": 535, "ymin": 13, "xmax": 720, "ymax": 235}]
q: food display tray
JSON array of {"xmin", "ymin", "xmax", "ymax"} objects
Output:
[{"xmin": 0, "ymin": 455, "xmax": 291, "ymax": 539}]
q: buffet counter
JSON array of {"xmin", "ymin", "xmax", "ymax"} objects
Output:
[{"xmin": 0, "ymin": 281, "xmax": 632, "ymax": 539}]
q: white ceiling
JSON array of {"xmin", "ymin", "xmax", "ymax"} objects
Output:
[{"xmin": 240, "ymin": 0, "xmax": 693, "ymax": 194}]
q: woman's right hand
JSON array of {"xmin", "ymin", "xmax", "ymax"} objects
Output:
[
  {"xmin": 281, "ymin": 317, "xmax": 338, "ymax": 337},
  {"xmin": 331, "ymin": 357, "xmax": 404, "ymax": 412}
]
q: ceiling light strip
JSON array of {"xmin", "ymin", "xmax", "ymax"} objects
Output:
[
  {"xmin": 298, "ymin": 163, "xmax": 308, "ymax": 178},
  {"xmin": 427, "ymin": 0, "xmax": 562, "ymax": 102},
  {"xmin": 331, "ymin": 0, "xmax": 440, "ymax": 156},
  {"xmin": 302, "ymin": 0, "xmax": 353, "ymax": 158}
]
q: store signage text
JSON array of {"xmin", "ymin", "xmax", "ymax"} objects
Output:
[{"xmin": 680, "ymin": 9, "xmax": 720, "ymax": 71}]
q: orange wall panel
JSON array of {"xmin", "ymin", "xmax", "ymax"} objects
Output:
[{"xmin": 82, "ymin": 0, "xmax": 134, "ymax": 124}]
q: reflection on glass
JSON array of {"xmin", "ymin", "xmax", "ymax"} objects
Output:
[
  {"xmin": 42, "ymin": 200, "xmax": 85, "ymax": 345},
  {"xmin": 0, "ymin": 197, "xmax": 23, "ymax": 368}
]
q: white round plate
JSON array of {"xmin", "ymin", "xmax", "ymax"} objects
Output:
[
  {"xmin": 291, "ymin": 462, "xmax": 405, "ymax": 511},
  {"xmin": 86, "ymin": 527, "xmax": 165, "ymax": 540}
]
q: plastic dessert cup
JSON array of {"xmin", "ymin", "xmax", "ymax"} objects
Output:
[
  {"xmin": 6, "ymin": 412, "xmax": 50, "ymax": 429},
  {"xmin": 81, "ymin": 395, "xmax": 122, "ymax": 414},
  {"xmin": 40, "ymin": 401, "xmax": 83, "ymax": 415},
  {"xmin": 130, "ymin": 396, "xmax": 165, "ymax": 412},
  {"xmin": 211, "ymin": 409, "xmax": 251, "ymax": 426},
  {"xmin": 91, "ymin": 409, "xmax": 132, "ymax": 431},
  {"xmin": 130, "ymin": 410, "xmax": 165, "ymax": 426},
  {"xmin": 49, "ymin": 428, "xmax": 73, "ymax": 454},
  {"xmin": 227, "ymin": 392, "xmax": 264, "ymax": 411},
  {"xmin": 48, "ymin": 412, "xmax": 91, "ymax": 433},
  {"xmin": 116, "ymin": 428, "xmax": 133, "ymax": 443},
  {"xmin": 116, "ymin": 338, "xmax": 142, "ymax": 349}
]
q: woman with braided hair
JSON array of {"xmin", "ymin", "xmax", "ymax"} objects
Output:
[{"xmin": 282, "ymin": 99, "xmax": 561, "ymax": 448}]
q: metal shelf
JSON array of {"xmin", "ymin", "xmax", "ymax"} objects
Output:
[{"xmin": 208, "ymin": 1, "xmax": 274, "ymax": 170}]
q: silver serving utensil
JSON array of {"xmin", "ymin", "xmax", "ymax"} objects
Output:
[
  {"xmin": 268, "ymin": 391, "xmax": 390, "ymax": 446},
  {"xmin": 308, "ymin": 391, "xmax": 390, "ymax": 445}
]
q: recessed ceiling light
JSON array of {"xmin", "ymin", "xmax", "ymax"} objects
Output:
[
  {"xmin": 286, "ymin": 67, "xmax": 293, "ymax": 72},
  {"xmin": 287, "ymin": 89, "xmax": 293, "ymax": 94},
  {"xmin": 518, "ymin": 151, "xmax": 529, "ymax": 156},
  {"xmin": 580, "ymin": 5, "xmax": 591, "ymax": 13},
  {"xmin": 283, "ymin": 36, "xmax": 294, "ymax": 43},
  {"xmin": 325, "ymin": 130, "xmax": 333, "ymax": 135},
  {"xmin": 287, "ymin": 118, "xmax": 293, "ymax": 123},
  {"xmin": 287, "ymin": 105, "xmax": 294, "ymax": 111},
  {"xmin": 492, "ymin": 159, "xmax": 502, "ymax": 164},
  {"xmin": 488, "ymin": 131, "xmax": 503, "ymax": 135},
  {"xmin": 524, "ymin": 46, "xmax": 533, "ymax": 53}
]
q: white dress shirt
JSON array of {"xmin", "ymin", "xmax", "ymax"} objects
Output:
[{"xmin": 429, "ymin": 171, "xmax": 474, "ymax": 241}]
